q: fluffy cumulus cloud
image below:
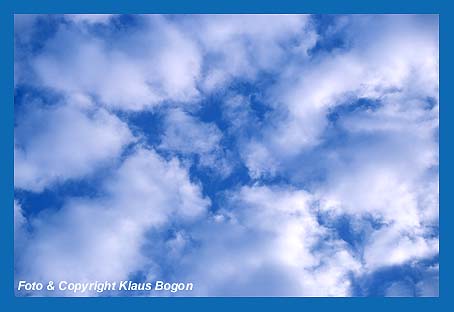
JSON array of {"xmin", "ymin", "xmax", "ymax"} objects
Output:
[
  {"xmin": 15, "ymin": 148, "xmax": 209, "ymax": 295},
  {"xmin": 22, "ymin": 15, "xmax": 202, "ymax": 110},
  {"xmin": 181, "ymin": 14, "xmax": 316, "ymax": 91},
  {"xmin": 14, "ymin": 97, "xmax": 134, "ymax": 192},
  {"xmin": 241, "ymin": 15, "xmax": 438, "ymax": 178},
  {"xmin": 176, "ymin": 186, "xmax": 361, "ymax": 296},
  {"xmin": 159, "ymin": 108, "xmax": 233, "ymax": 176},
  {"xmin": 14, "ymin": 14, "xmax": 438, "ymax": 297}
]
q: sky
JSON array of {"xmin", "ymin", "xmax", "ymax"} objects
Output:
[{"xmin": 13, "ymin": 14, "xmax": 439, "ymax": 297}]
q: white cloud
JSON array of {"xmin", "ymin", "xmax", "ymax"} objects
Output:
[
  {"xmin": 16, "ymin": 15, "xmax": 316, "ymax": 111},
  {"xmin": 14, "ymin": 200, "xmax": 26, "ymax": 232},
  {"xmin": 242, "ymin": 15, "xmax": 438, "ymax": 179},
  {"xmin": 29, "ymin": 16, "xmax": 202, "ymax": 111},
  {"xmin": 65, "ymin": 14, "xmax": 117, "ymax": 25},
  {"xmin": 316, "ymin": 93, "xmax": 439, "ymax": 270},
  {"xmin": 175, "ymin": 186, "xmax": 361, "ymax": 296},
  {"xmin": 15, "ymin": 148, "xmax": 209, "ymax": 295},
  {"xmin": 160, "ymin": 109, "xmax": 222, "ymax": 155},
  {"xmin": 14, "ymin": 99, "xmax": 134, "ymax": 192},
  {"xmin": 187, "ymin": 14, "xmax": 315, "ymax": 92},
  {"xmin": 159, "ymin": 108, "xmax": 232, "ymax": 176},
  {"xmin": 242, "ymin": 140, "xmax": 278, "ymax": 179},
  {"xmin": 227, "ymin": 15, "xmax": 439, "ymax": 283},
  {"xmin": 363, "ymin": 227, "xmax": 438, "ymax": 270},
  {"xmin": 14, "ymin": 201, "xmax": 27, "ymax": 253}
]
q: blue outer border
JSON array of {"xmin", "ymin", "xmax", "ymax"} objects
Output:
[{"xmin": 1, "ymin": 1, "xmax": 451, "ymax": 311}]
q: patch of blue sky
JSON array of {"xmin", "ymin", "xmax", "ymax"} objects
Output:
[
  {"xmin": 120, "ymin": 109, "xmax": 165, "ymax": 148},
  {"xmin": 14, "ymin": 85, "xmax": 65, "ymax": 122},
  {"xmin": 308, "ymin": 14, "xmax": 351, "ymax": 56},
  {"xmin": 316, "ymin": 212, "xmax": 386, "ymax": 254},
  {"xmin": 351, "ymin": 256, "xmax": 439, "ymax": 296},
  {"xmin": 327, "ymin": 97, "xmax": 382, "ymax": 123},
  {"xmin": 189, "ymin": 162, "xmax": 250, "ymax": 212},
  {"xmin": 14, "ymin": 179, "xmax": 100, "ymax": 219},
  {"xmin": 15, "ymin": 14, "xmax": 61, "ymax": 54},
  {"xmin": 424, "ymin": 96, "xmax": 438, "ymax": 110},
  {"xmin": 85, "ymin": 14, "xmax": 143, "ymax": 38}
]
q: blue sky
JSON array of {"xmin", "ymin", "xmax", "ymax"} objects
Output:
[{"xmin": 14, "ymin": 14, "xmax": 439, "ymax": 297}]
